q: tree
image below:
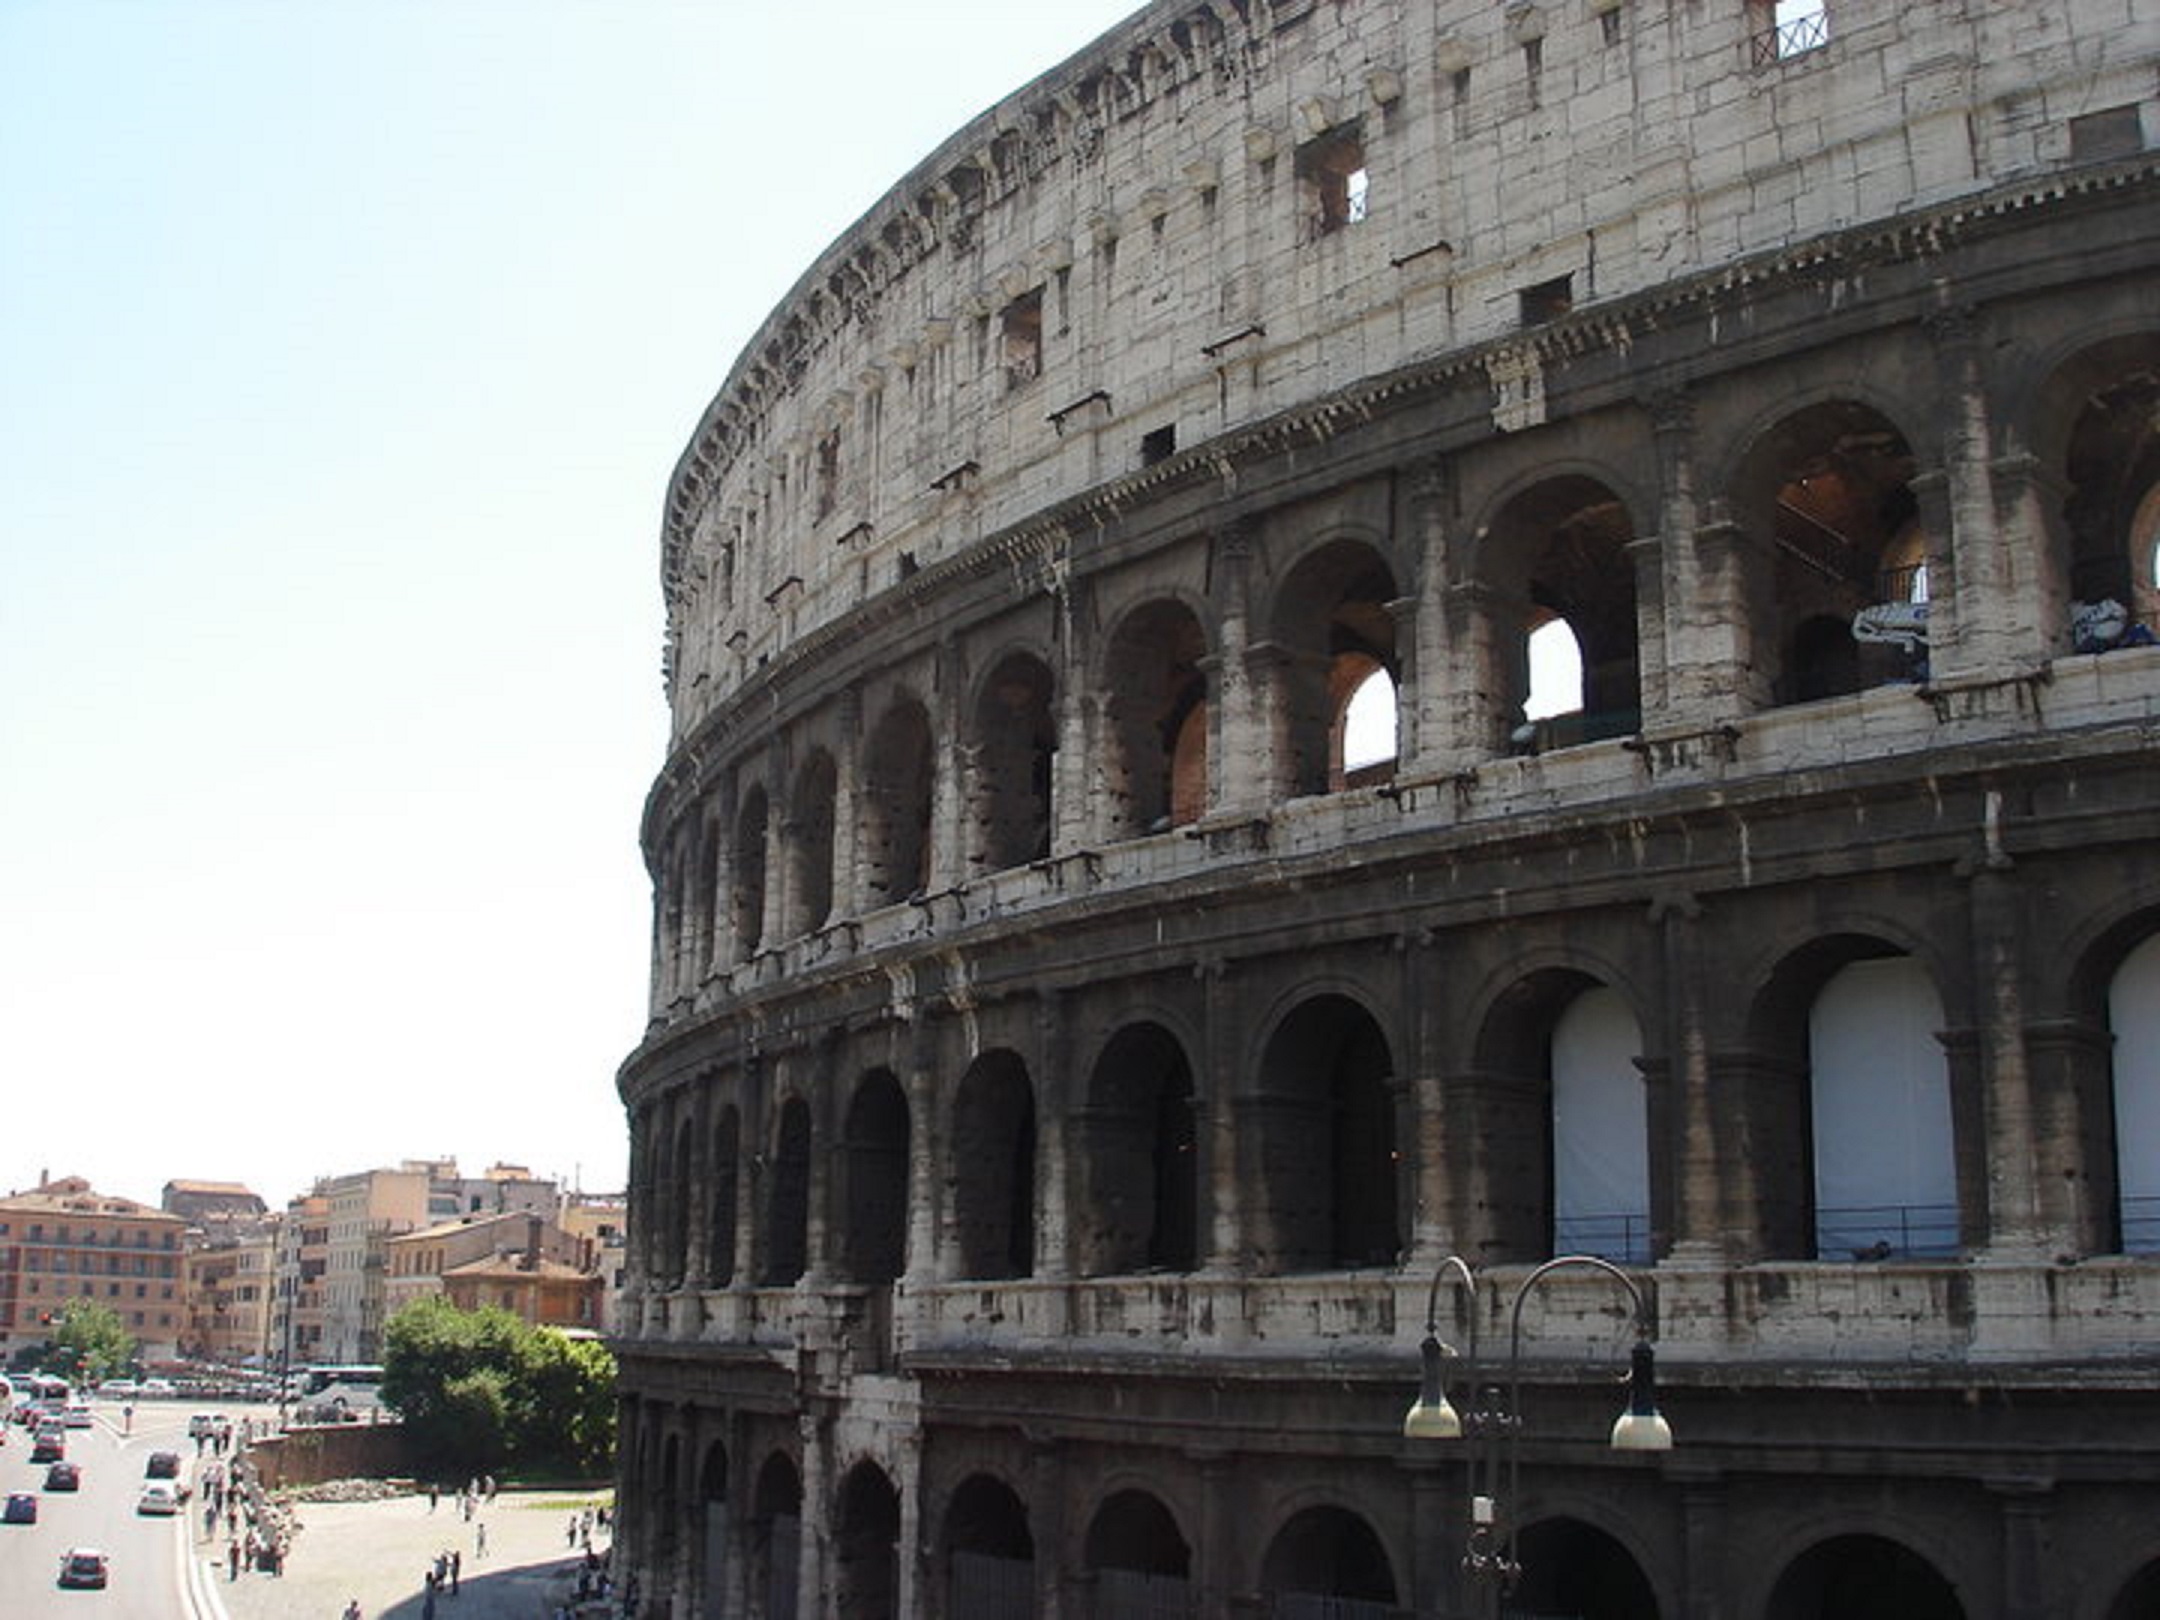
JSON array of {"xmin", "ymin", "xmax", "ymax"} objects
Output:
[
  {"xmin": 44, "ymin": 1297, "xmax": 136, "ymax": 1385},
  {"xmin": 383, "ymin": 1296, "xmax": 615, "ymax": 1478}
]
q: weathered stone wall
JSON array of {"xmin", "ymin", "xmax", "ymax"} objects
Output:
[{"xmin": 247, "ymin": 1422, "xmax": 416, "ymax": 1491}]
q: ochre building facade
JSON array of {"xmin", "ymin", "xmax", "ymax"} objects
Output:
[{"xmin": 617, "ymin": 2, "xmax": 2160, "ymax": 1617}]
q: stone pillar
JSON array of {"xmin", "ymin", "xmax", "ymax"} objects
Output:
[
  {"xmin": 1405, "ymin": 458, "xmax": 1469, "ymax": 774},
  {"xmin": 1989, "ymin": 453, "xmax": 2072, "ymax": 662},
  {"xmin": 1051, "ymin": 578, "xmax": 1097, "ymax": 853},
  {"xmin": 1035, "ymin": 988, "xmax": 1074, "ymax": 1281},
  {"xmin": 1194, "ymin": 1452, "xmax": 1236, "ymax": 1618},
  {"xmin": 894, "ymin": 1432, "xmax": 924, "ymax": 1620},
  {"xmin": 684, "ymin": 1086, "xmax": 712, "ymax": 1295},
  {"xmin": 2023, "ymin": 1017, "xmax": 2118, "ymax": 1257},
  {"xmin": 832, "ymin": 689, "xmax": 862, "ymax": 921},
  {"xmin": 1677, "ymin": 1469, "xmax": 1728, "ymax": 1620},
  {"xmin": 1967, "ymin": 837, "xmax": 2058, "ymax": 1258},
  {"xmin": 1925, "ymin": 305, "xmax": 2026, "ymax": 678},
  {"xmin": 803, "ymin": 1029, "xmax": 843, "ymax": 1288},
  {"xmin": 1988, "ymin": 1475, "xmax": 2056, "ymax": 1620},
  {"xmin": 795, "ymin": 1404, "xmax": 830, "ymax": 1620},
  {"xmin": 1684, "ymin": 508, "xmax": 1773, "ymax": 714},
  {"xmin": 930, "ymin": 639, "xmax": 968, "ymax": 895},
  {"xmin": 1657, "ymin": 895, "xmax": 1730, "ymax": 1262},
  {"xmin": 1198, "ymin": 958, "xmax": 1248, "ymax": 1280},
  {"xmin": 1208, "ymin": 517, "xmax": 1270, "ymax": 814},
  {"xmin": 1030, "ymin": 1438, "xmax": 1069, "ymax": 1620},
  {"xmin": 1398, "ymin": 929, "xmax": 1453, "ymax": 1267},
  {"xmin": 1404, "ymin": 1462, "xmax": 1452, "ymax": 1619},
  {"xmin": 903, "ymin": 1017, "xmax": 944, "ymax": 1288},
  {"xmin": 1438, "ymin": 580, "xmax": 1506, "ymax": 766}
]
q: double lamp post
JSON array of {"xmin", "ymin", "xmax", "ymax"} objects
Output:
[{"xmin": 1402, "ymin": 1254, "xmax": 1674, "ymax": 1615}]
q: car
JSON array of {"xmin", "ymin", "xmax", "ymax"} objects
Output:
[
  {"xmin": 30, "ymin": 1431, "xmax": 65, "ymax": 1463},
  {"xmin": 56, "ymin": 1548, "xmax": 109, "ymax": 1589},
  {"xmin": 135, "ymin": 1482, "xmax": 180, "ymax": 1516},
  {"xmin": 185, "ymin": 1413, "xmax": 216, "ymax": 1439},
  {"xmin": 3, "ymin": 1493, "xmax": 36, "ymax": 1525},
  {"xmin": 98, "ymin": 1379, "xmax": 138, "ymax": 1399},
  {"xmin": 61, "ymin": 1404, "xmax": 92, "ymax": 1428},
  {"xmin": 44, "ymin": 1461, "xmax": 81, "ymax": 1491},
  {"xmin": 144, "ymin": 1450, "xmax": 181, "ymax": 1479}
]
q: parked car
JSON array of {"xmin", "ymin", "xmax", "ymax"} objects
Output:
[
  {"xmin": 144, "ymin": 1450, "xmax": 181, "ymax": 1480},
  {"xmin": 30, "ymin": 1430, "xmax": 65, "ymax": 1463},
  {"xmin": 185, "ymin": 1413, "xmax": 217, "ymax": 1439},
  {"xmin": 57, "ymin": 1548, "xmax": 109, "ymax": 1589},
  {"xmin": 3, "ymin": 1493, "xmax": 36, "ymax": 1524},
  {"xmin": 136, "ymin": 1482, "xmax": 180, "ymax": 1516},
  {"xmin": 98, "ymin": 1379, "xmax": 139, "ymax": 1399},
  {"xmin": 44, "ymin": 1461, "xmax": 80, "ymax": 1491},
  {"xmin": 139, "ymin": 1377, "xmax": 174, "ymax": 1397}
]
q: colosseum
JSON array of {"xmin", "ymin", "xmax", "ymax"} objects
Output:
[{"xmin": 615, "ymin": 1, "xmax": 2160, "ymax": 1616}]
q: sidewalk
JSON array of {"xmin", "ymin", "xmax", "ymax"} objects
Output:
[{"xmin": 192, "ymin": 1487, "xmax": 611, "ymax": 1620}]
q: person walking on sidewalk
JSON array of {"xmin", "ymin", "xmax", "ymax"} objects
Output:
[{"xmin": 343, "ymin": 1603, "xmax": 362, "ymax": 1620}]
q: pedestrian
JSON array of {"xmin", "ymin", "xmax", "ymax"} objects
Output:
[
  {"xmin": 450, "ymin": 1549, "xmax": 462, "ymax": 1593},
  {"xmin": 429, "ymin": 1483, "xmax": 440, "ymax": 1513},
  {"xmin": 475, "ymin": 1521, "xmax": 488, "ymax": 1559},
  {"xmin": 228, "ymin": 1539, "xmax": 240, "ymax": 1581},
  {"xmin": 422, "ymin": 1588, "xmax": 437, "ymax": 1620},
  {"xmin": 344, "ymin": 1602, "xmax": 363, "ymax": 1620},
  {"xmin": 567, "ymin": 1515, "xmax": 578, "ymax": 1547}
]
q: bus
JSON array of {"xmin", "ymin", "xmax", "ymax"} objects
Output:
[{"xmin": 295, "ymin": 1364, "xmax": 386, "ymax": 1421}]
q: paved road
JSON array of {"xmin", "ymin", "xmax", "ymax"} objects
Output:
[{"xmin": 0, "ymin": 1397, "xmax": 202, "ymax": 1619}]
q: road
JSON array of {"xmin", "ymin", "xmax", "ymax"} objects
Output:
[{"xmin": 0, "ymin": 1394, "xmax": 249, "ymax": 1620}]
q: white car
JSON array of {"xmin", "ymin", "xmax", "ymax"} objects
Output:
[
  {"xmin": 138, "ymin": 1378, "xmax": 174, "ymax": 1398},
  {"xmin": 136, "ymin": 1482, "xmax": 181, "ymax": 1517},
  {"xmin": 61, "ymin": 1405, "xmax": 93, "ymax": 1429},
  {"xmin": 185, "ymin": 1414, "xmax": 216, "ymax": 1439}
]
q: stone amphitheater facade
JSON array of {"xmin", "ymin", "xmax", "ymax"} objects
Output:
[{"xmin": 616, "ymin": 2, "xmax": 2160, "ymax": 1616}]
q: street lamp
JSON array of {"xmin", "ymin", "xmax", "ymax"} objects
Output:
[{"xmin": 1402, "ymin": 1255, "xmax": 1672, "ymax": 1612}]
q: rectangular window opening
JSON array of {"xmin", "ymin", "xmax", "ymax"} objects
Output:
[
  {"xmin": 1753, "ymin": 0, "xmax": 1828, "ymax": 66},
  {"xmin": 1520, "ymin": 273, "xmax": 1575, "ymax": 326},
  {"xmin": 1297, "ymin": 123, "xmax": 1368, "ymax": 238},
  {"xmin": 1141, "ymin": 425, "xmax": 1177, "ymax": 466},
  {"xmin": 1001, "ymin": 287, "xmax": 1044, "ymax": 390}
]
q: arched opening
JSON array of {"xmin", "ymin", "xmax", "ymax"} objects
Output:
[
  {"xmin": 973, "ymin": 652, "xmax": 1057, "ymax": 872},
  {"xmin": 733, "ymin": 787, "xmax": 769, "ymax": 962},
  {"xmin": 1735, "ymin": 401, "xmax": 1924, "ymax": 703},
  {"xmin": 1810, "ymin": 955, "xmax": 1957, "ymax": 1258},
  {"xmin": 1472, "ymin": 969, "xmax": 1651, "ymax": 1263},
  {"xmin": 1084, "ymin": 1490, "xmax": 1192, "ymax": 1618},
  {"xmin": 761, "ymin": 1098, "xmax": 812, "ymax": 1286},
  {"xmin": 2110, "ymin": 933, "xmax": 2160, "ymax": 1252},
  {"xmin": 1080, "ymin": 1022, "xmax": 1198, "ymax": 1276},
  {"xmin": 1271, "ymin": 538, "xmax": 1400, "ymax": 797},
  {"xmin": 1765, "ymin": 1533, "xmax": 1965, "ymax": 1620},
  {"xmin": 1513, "ymin": 1518, "xmax": 1660, "ymax": 1620},
  {"xmin": 2106, "ymin": 1556, "xmax": 2160, "ymax": 1620},
  {"xmin": 787, "ymin": 750, "xmax": 837, "ymax": 934},
  {"xmin": 863, "ymin": 698, "xmax": 935, "ymax": 906},
  {"xmin": 749, "ymin": 1453, "xmax": 802, "ymax": 1620},
  {"xmin": 842, "ymin": 1070, "xmax": 910, "ymax": 1285},
  {"xmin": 2059, "ymin": 336, "xmax": 2160, "ymax": 645},
  {"xmin": 708, "ymin": 1106, "xmax": 740, "ymax": 1288},
  {"xmin": 944, "ymin": 1474, "xmax": 1034, "ymax": 1620},
  {"xmin": 1339, "ymin": 664, "xmax": 1399, "ymax": 783},
  {"xmin": 952, "ymin": 1050, "xmax": 1037, "ymax": 1280},
  {"xmin": 1104, "ymin": 600, "xmax": 1210, "ymax": 836},
  {"xmin": 834, "ymin": 1461, "xmax": 901, "ymax": 1620},
  {"xmin": 700, "ymin": 1441, "xmax": 730, "ymax": 1620},
  {"xmin": 668, "ymin": 1118, "xmax": 696, "ymax": 1289},
  {"xmin": 1551, "ymin": 985, "xmax": 1653, "ymax": 1263},
  {"xmin": 1260, "ymin": 1504, "xmax": 1399, "ymax": 1617},
  {"xmin": 1253, "ymin": 995, "xmax": 1399, "ymax": 1273},
  {"xmin": 1482, "ymin": 476, "xmax": 1639, "ymax": 752}
]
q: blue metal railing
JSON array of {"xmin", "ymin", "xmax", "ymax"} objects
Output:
[
  {"xmin": 1814, "ymin": 1202, "xmax": 1960, "ymax": 1261},
  {"xmin": 1552, "ymin": 1213, "xmax": 1654, "ymax": 1266}
]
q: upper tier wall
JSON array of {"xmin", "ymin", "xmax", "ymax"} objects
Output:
[{"xmin": 659, "ymin": 0, "xmax": 2156, "ymax": 742}]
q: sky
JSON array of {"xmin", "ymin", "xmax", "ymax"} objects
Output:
[{"xmin": 0, "ymin": 0, "xmax": 1145, "ymax": 1214}]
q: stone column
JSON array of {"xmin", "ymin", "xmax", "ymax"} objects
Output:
[
  {"xmin": 894, "ymin": 1432, "xmax": 924, "ymax": 1620},
  {"xmin": 1030, "ymin": 1438, "xmax": 1069, "ymax": 1620},
  {"xmin": 1404, "ymin": 1462, "xmax": 1452, "ymax": 1619},
  {"xmin": 1398, "ymin": 929, "xmax": 1453, "ymax": 1267},
  {"xmin": 1034, "ymin": 988, "xmax": 1074, "ymax": 1282},
  {"xmin": 1677, "ymin": 1469, "xmax": 1728, "ymax": 1620},
  {"xmin": 1923, "ymin": 305, "xmax": 2020, "ymax": 678},
  {"xmin": 1208, "ymin": 516, "xmax": 1270, "ymax": 814},
  {"xmin": 1051, "ymin": 578, "xmax": 1097, "ymax": 853},
  {"xmin": 1657, "ymin": 895, "xmax": 1729, "ymax": 1263},
  {"xmin": 1437, "ymin": 581, "xmax": 1506, "ymax": 766},
  {"xmin": 1653, "ymin": 392, "xmax": 1762, "ymax": 718},
  {"xmin": 929, "ymin": 639, "xmax": 968, "ymax": 895},
  {"xmin": 1988, "ymin": 1475, "xmax": 2055, "ymax": 1620},
  {"xmin": 795, "ymin": 1403, "xmax": 830, "ymax": 1620},
  {"xmin": 903, "ymin": 1016, "xmax": 944, "ymax": 1288},
  {"xmin": 2022, "ymin": 1018, "xmax": 2118, "ymax": 1257},
  {"xmin": 803, "ymin": 1029, "xmax": 843, "ymax": 1288},
  {"xmin": 1966, "ymin": 833, "xmax": 2059, "ymax": 1259},
  {"xmin": 832, "ymin": 689, "xmax": 862, "ymax": 921},
  {"xmin": 1198, "ymin": 958, "xmax": 1248, "ymax": 1281}
]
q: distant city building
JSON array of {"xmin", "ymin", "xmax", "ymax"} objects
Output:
[
  {"xmin": 161, "ymin": 1179, "xmax": 267, "ymax": 1226},
  {"xmin": 271, "ymin": 1190, "xmax": 331, "ymax": 1374},
  {"xmin": 0, "ymin": 1176, "xmax": 187, "ymax": 1363},
  {"xmin": 383, "ymin": 1209, "xmax": 587, "ymax": 1320},
  {"xmin": 557, "ymin": 1192, "xmax": 629, "ymax": 1336},
  {"xmin": 180, "ymin": 1220, "xmax": 277, "ymax": 1366}
]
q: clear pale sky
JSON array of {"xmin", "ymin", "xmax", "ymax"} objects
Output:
[{"xmin": 0, "ymin": 0, "xmax": 1143, "ymax": 1213}]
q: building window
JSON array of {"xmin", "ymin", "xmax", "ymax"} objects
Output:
[
  {"xmin": 1001, "ymin": 288, "xmax": 1044, "ymax": 390},
  {"xmin": 1520, "ymin": 274, "xmax": 1575, "ymax": 326},
  {"xmin": 1297, "ymin": 123, "xmax": 1368, "ymax": 238},
  {"xmin": 1753, "ymin": 0, "xmax": 1827, "ymax": 65},
  {"xmin": 1141, "ymin": 425, "xmax": 1177, "ymax": 466}
]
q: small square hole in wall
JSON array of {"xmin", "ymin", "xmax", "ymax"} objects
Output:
[
  {"xmin": 1141, "ymin": 425, "xmax": 1177, "ymax": 466},
  {"xmin": 1519, "ymin": 273, "xmax": 1574, "ymax": 326},
  {"xmin": 1001, "ymin": 287, "xmax": 1044, "ymax": 390}
]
